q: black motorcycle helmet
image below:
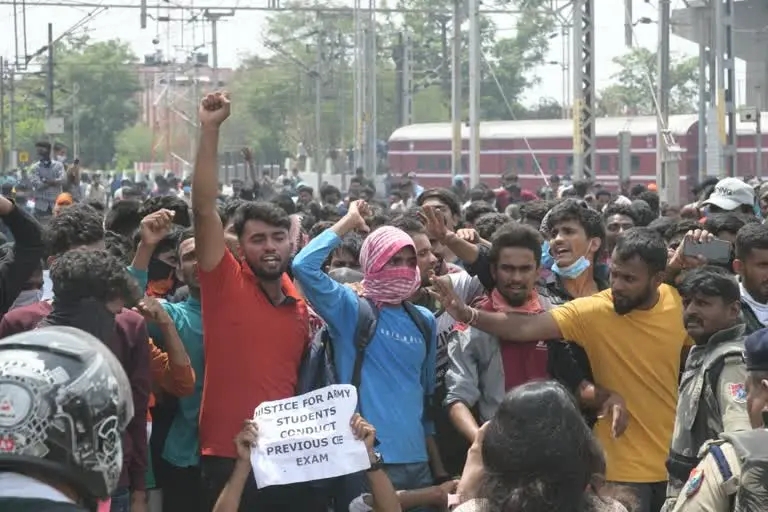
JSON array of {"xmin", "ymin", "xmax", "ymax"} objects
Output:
[{"xmin": 0, "ymin": 327, "xmax": 133, "ymax": 507}]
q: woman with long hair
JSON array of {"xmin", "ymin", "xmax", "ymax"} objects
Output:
[{"xmin": 455, "ymin": 380, "xmax": 630, "ymax": 512}]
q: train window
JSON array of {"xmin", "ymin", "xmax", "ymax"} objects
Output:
[
  {"xmin": 428, "ymin": 157, "xmax": 437, "ymax": 170},
  {"xmin": 505, "ymin": 158, "xmax": 515, "ymax": 172},
  {"xmin": 548, "ymin": 156, "xmax": 559, "ymax": 171},
  {"xmin": 516, "ymin": 157, "xmax": 526, "ymax": 172},
  {"xmin": 631, "ymin": 155, "xmax": 640, "ymax": 171},
  {"xmin": 566, "ymin": 156, "xmax": 573, "ymax": 171},
  {"xmin": 438, "ymin": 158, "xmax": 448, "ymax": 170},
  {"xmin": 600, "ymin": 155, "xmax": 611, "ymax": 171},
  {"xmin": 417, "ymin": 156, "xmax": 427, "ymax": 169}
]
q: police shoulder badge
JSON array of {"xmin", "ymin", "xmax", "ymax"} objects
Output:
[
  {"xmin": 685, "ymin": 468, "xmax": 704, "ymax": 497},
  {"xmin": 727, "ymin": 382, "xmax": 747, "ymax": 404}
]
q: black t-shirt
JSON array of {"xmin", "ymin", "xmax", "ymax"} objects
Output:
[{"xmin": 0, "ymin": 498, "xmax": 88, "ymax": 512}]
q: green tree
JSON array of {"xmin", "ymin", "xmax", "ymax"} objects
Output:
[
  {"xmin": 479, "ymin": 0, "xmax": 556, "ymax": 120},
  {"xmin": 4, "ymin": 37, "xmax": 141, "ymax": 168},
  {"xmin": 54, "ymin": 38, "xmax": 142, "ymax": 167},
  {"xmin": 597, "ymin": 47, "xmax": 699, "ymax": 116},
  {"xmin": 115, "ymin": 123, "xmax": 154, "ymax": 168}
]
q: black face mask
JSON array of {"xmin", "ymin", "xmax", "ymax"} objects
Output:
[
  {"xmin": 148, "ymin": 258, "xmax": 175, "ymax": 282},
  {"xmin": 40, "ymin": 297, "xmax": 117, "ymax": 346}
]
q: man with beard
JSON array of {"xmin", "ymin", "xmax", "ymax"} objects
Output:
[
  {"xmin": 432, "ymin": 227, "xmax": 695, "ymax": 512},
  {"xmin": 444, "ymin": 224, "xmax": 583, "ymax": 441},
  {"xmin": 190, "ymin": 92, "xmax": 312, "ymax": 512},
  {"xmin": 662, "ymin": 266, "xmax": 750, "ymax": 512},
  {"xmin": 734, "ymin": 223, "xmax": 768, "ymax": 333}
]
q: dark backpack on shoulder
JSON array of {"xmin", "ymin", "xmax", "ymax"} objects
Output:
[
  {"xmin": 294, "ymin": 298, "xmax": 433, "ymax": 509},
  {"xmin": 296, "ymin": 298, "xmax": 433, "ymax": 400},
  {"xmin": 296, "ymin": 296, "xmax": 379, "ymax": 396}
]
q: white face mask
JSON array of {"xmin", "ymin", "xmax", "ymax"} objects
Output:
[
  {"xmin": 10, "ymin": 289, "xmax": 44, "ymax": 310},
  {"xmin": 56, "ymin": 155, "xmax": 66, "ymax": 163}
]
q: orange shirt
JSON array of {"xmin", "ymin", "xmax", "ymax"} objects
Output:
[
  {"xmin": 198, "ymin": 250, "xmax": 308, "ymax": 459},
  {"xmin": 148, "ymin": 338, "xmax": 195, "ymax": 397}
]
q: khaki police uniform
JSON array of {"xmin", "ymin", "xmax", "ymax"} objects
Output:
[
  {"xmin": 671, "ymin": 440, "xmax": 742, "ymax": 512},
  {"xmin": 663, "ymin": 325, "xmax": 751, "ymax": 510}
]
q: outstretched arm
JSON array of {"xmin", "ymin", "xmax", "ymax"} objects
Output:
[
  {"xmin": 192, "ymin": 92, "xmax": 230, "ymax": 272},
  {"xmin": 431, "ymin": 277, "xmax": 562, "ymax": 342}
]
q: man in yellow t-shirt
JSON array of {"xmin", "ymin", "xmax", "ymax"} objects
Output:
[{"xmin": 434, "ymin": 227, "xmax": 694, "ymax": 512}]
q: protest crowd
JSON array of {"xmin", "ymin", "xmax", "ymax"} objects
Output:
[{"xmin": 0, "ymin": 91, "xmax": 766, "ymax": 512}]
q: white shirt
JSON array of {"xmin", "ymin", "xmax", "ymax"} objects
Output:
[{"xmin": 0, "ymin": 472, "xmax": 76, "ymax": 504}]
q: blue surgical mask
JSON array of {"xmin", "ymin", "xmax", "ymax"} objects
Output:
[
  {"xmin": 552, "ymin": 256, "xmax": 591, "ymax": 279},
  {"xmin": 541, "ymin": 241, "xmax": 555, "ymax": 269}
]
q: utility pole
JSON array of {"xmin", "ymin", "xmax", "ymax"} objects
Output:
[
  {"xmin": 47, "ymin": 23, "xmax": 55, "ymax": 159},
  {"xmin": 72, "ymin": 83, "xmax": 80, "ymax": 157},
  {"xmin": 657, "ymin": 0, "xmax": 671, "ymax": 202},
  {"xmin": 204, "ymin": 9, "xmax": 234, "ymax": 90},
  {"xmin": 714, "ymin": 0, "xmax": 736, "ymax": 176},
  {"xmin": 624, "ymin": 0, "xmax": 632, "ymax": 47},
  {"xmin": 450, "ymin": 0, "xmax": 462, "ymax": 177},
  {"xmin": 361, "ymin": 0, "xmax": 377, "ymax": 179},
  {"xmin": 8, "ymin": 64, "xmax": 15, "ymax": 170},
  {"xmin": 572, "ymin": 0, "xmax": 595, "ymax": 179},
  {"xmin": 0, "ymin": 57, "xmax": 5, "ymax": 173},
  {"xmin": 468, "ymin": 0, "xmax": 479, "ymax": 187},
  {"xmin": 394, "ymin": 31, "xmax": 413, "ymax": 127},
  {"xmin": 352, "ymin": 0, "xmax": 363, "ymax": 171},
  {"xmin": 757, "ymin": 95, "xmax": 763, "ymax": 178},
  {"xmin": 315, "ymin": 16, "xmax": 323, "ymax": 183},
  {"xmin": 696, "ymin": 10, "xmax": 707, "ymax": 182}
]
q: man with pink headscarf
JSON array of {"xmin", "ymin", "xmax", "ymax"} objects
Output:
[{"xmin": 292, "ymin": 200, "xmax": 441, "ymax": 512}]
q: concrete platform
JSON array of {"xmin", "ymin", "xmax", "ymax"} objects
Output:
[{"xmin": 671, "ymin": 0, "xmax": 768, "ymax": 107}]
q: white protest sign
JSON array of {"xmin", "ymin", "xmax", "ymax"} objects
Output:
[{"xmin": 251, "ymin": 384, "xmax": 371, "ymax": 488}]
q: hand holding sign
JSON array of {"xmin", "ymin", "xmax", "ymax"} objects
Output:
[
  {"xmin": 236, "ymin": 420, "xmax": 258, "ymax": 462},
  {"xmin": 251, "ymin": 384, "xmax": 371, "ymax": 488}
]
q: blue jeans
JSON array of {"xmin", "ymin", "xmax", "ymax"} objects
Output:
[{"xmin": 110, "ymin": 487, "xmax": 130, "ymax": 512}]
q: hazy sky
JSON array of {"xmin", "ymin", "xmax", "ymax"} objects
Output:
[{"xmin": 0, "ymin": 0, "xmax": 750, "ymax": 108}]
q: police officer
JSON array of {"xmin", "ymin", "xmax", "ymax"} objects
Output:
[
  {"xmin": 0, "ymin": 327, "xmax": 134, "ymax": 512},
  {"xmin": 663, "ymin": 267, "xmax": 752, "ymax": 511},
  {"xmin": 671, "ymin": 326, "xmax": 768, "ymax": 512}
]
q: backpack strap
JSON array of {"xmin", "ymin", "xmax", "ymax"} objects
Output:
[
  {"xmin": 402, "ymin": 301, "xmax": 436, "ymax": 419},
  {"xmin": 350, "ymin": 297, "xmax": 380, "ymax": 392},
  {"xmin": 402, "ymin": 301, "xmax": 433, "ymax": 345}
]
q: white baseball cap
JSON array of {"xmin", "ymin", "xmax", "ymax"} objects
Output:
[{"xmin": 702, "ymin": 177, "xmax": 755, "ymax": 211}]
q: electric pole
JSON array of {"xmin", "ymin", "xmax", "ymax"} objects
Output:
[
  {"xmin": 353, "ymin": 0, "xmax": 363, "ymax": 171},
  {"xmin": 450, "ymin": 0, "xmax": 462, "ymax": 177},
  {"xmin": 315, "ymin": 17, "xmax": 324, "ymax": 183},
  {"xmin": 657, "ymin": 0, "xmax": 671, "ymax": 202},
  {"xmin": 696, "ymin": 9, "xmax": 708, "ymax": 182},
  {"xmin": 468, "ymin": 0, "xmax": 479, "ymax": 187},
  {"xmin": 47, "ymin": 23, "xmax": 55, "ymax": 158},
  {"xmin": 0, "ymin": 57, "xmax": 5, "ymax": 173},
  {"xmin": 714, "ymin": 0, "xmax": 736, "ymax": 176},
  {"xmin": 8, "ymin": 64, "xmax": 15, "ymax": 170},
  {"xmin": 204, "ymin": 9, "xmax": 234, "ymax": 90},
  {"xmin": 572, "ymin": 0, "xmax": 595, "ymax": 179}
]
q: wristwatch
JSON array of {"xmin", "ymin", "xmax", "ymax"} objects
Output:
[{"xmin": 366, "ymin": 451, "xmax": 384, "ymax": 472}]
